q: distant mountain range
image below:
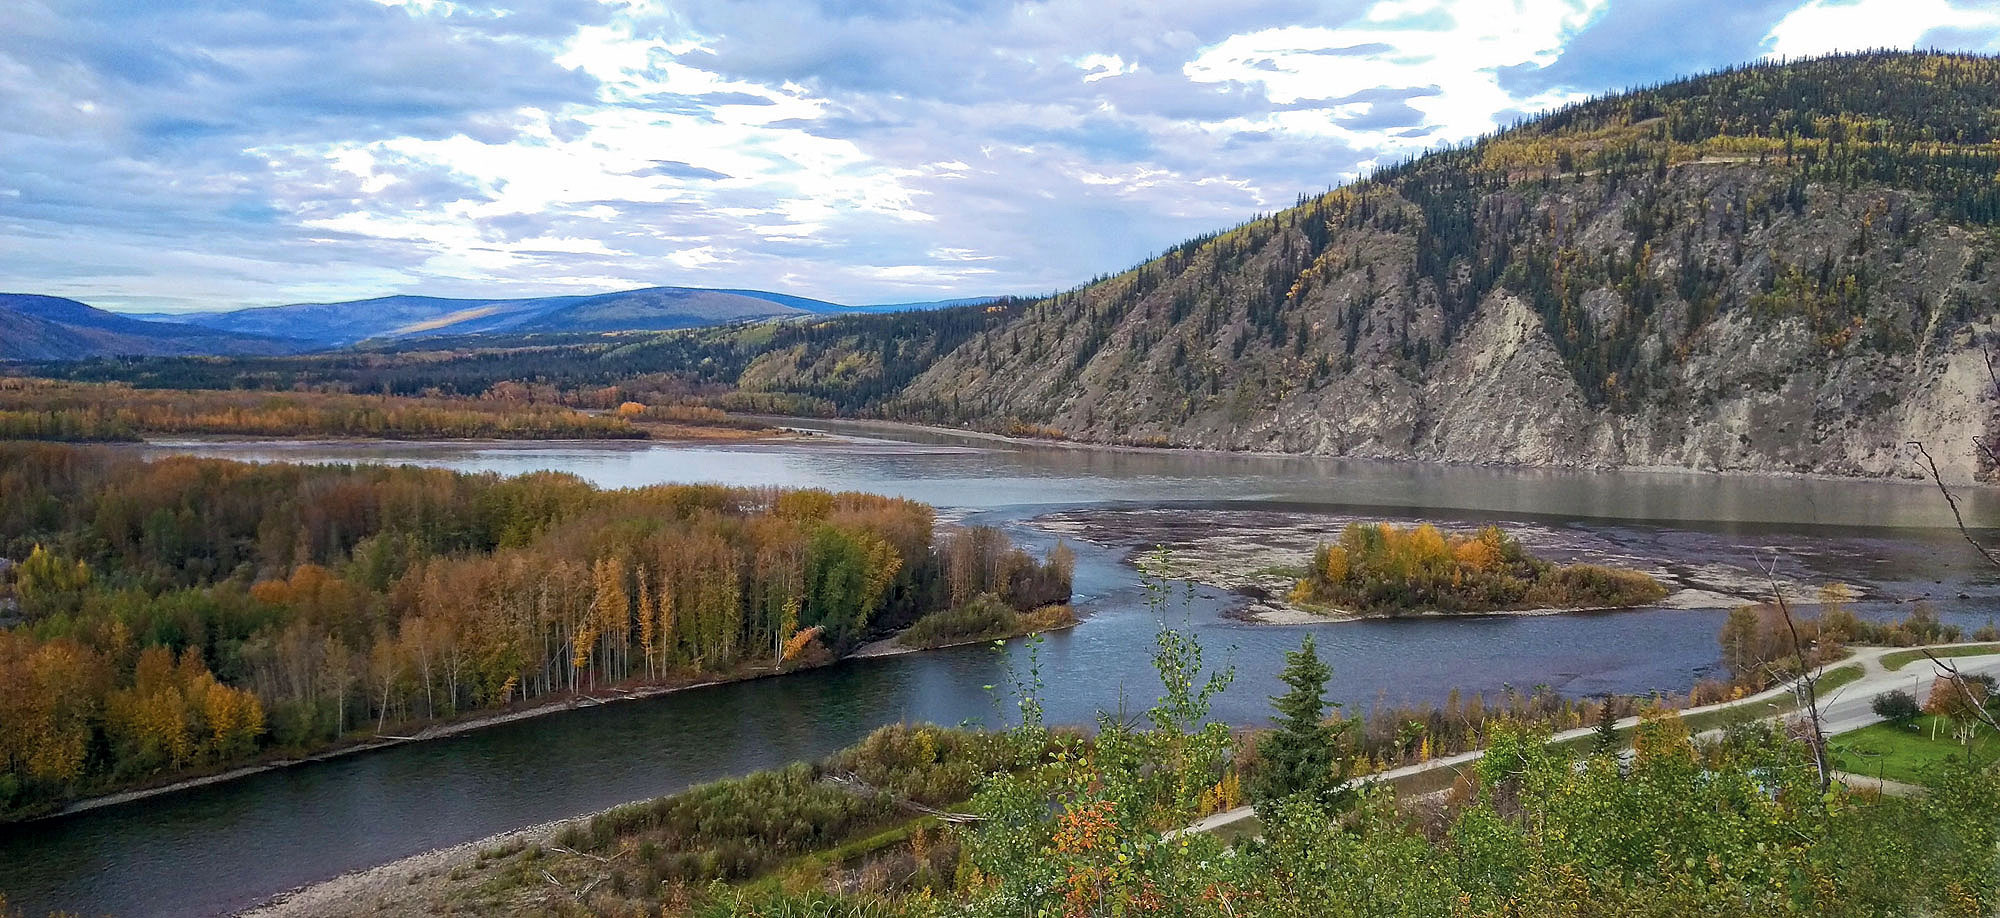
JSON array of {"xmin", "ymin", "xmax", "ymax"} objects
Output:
[
  {"xmin": 0, "ymin": 287, "xmax": 1004, "ymax": 360},
  {"xmin": 129, "ymin": 286, "xmax": 848, "ymax": 348},
  {"xmin": 0, "ymin": 293, "xmax": 309, "ymax": 361}
]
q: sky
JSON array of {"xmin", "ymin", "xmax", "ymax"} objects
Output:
[{"xmin": 3, "ymin": 0, "xmax": 1999, "ymax": 313}]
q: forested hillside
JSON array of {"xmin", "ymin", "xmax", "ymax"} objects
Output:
[
  {"xmin": 887, "ymin": 52, "xmax": 2000, "ymax": 481},
  {"xmin": 0, "ymin": 445, "xmax": 1071, "ymax": 818},
  {"xmin": 0, "ymin": 379, "xmax": 650, "ymax": 441},
  {"xmin": 20, "ymin": 53, "xmax": 2000, "ymax": 481}
]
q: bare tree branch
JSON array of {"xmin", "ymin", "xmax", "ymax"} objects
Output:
[
  {"xmin": 1908, "ymin": 440, "xmax": 2000, "ymax": 568},
  {"xmin": 1973, "ymin": 436, "xmax": 2000, "ymax": 473},
  {"xmin": 1762, "ymin": 554, "xmax": 1829, "ymax": 794}
]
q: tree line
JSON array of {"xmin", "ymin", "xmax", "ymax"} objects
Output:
[
  {"xmin": 0, "ymin": 443, "xmax": 1071, "ymax": 818},
  {"xmin": 0, "ymin": 378, "xmax": 647, "ymax": 441}
]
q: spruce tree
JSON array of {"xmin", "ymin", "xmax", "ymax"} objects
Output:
[
  {"xmin": 1251, "ymin": 634, "xmax": 1348, "ymax": 813},
  {"xmin": 1592, "ymin": 697, "xmax": 1620, "ymax": 756}
]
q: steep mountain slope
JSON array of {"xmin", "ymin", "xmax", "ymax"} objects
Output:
[
  {"xmin": 866, "ymin": 52, "xmax": 2000, "ymax": 482},
  {"xmin": 138, "ymin": 286, "xmax": 842, "ymax": 347},
  {"xmin": 0, "ymin": 294, "xmax": 305, "ymax": 360}
]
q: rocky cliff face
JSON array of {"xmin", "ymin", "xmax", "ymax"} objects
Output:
[{"xmin": 882, "ymin": 55, "xmax": 2000, "ymax": 483}]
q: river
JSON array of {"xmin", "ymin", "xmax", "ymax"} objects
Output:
[{"xmin": 4, "ymin": 422, "xmax": 1997, "ymax": 917}]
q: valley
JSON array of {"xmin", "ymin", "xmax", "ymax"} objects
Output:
[{"xmin": 5, "ymin": 46, "xmax": 2000, "ymax": 918}]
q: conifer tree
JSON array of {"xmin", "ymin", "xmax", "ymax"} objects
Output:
[
  {"xmin": 1593, "ymin": 697, "xmax": 1620, "ymax": 756},
  {"xmin": 1251, "ymin": 634, "xmax": 1349, "ymax": 813}
]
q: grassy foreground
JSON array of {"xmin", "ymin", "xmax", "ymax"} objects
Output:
[{"xmin": 1832, "ymin": 715, "xmax": 2000, "ymax": 785}]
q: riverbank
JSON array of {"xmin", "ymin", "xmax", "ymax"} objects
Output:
[
  {"xmin": 235, "ymin": 810, "xmax": 598, "ymax": 918},
  {"xmin": 41, "ymin": 672, "xmax": 742, "ymax": 822},
  {"xmin": 764, "ymin": 415, "xmax": 1966, "ymax": 488},
  {"xmin": 850, "ymin": 606, "xmax": 1080, "ymax": 658},
  {"xmin": 36, "ymin": 609, "xmax": 1057, "ymax": 825},
  {"xmin": 1237, "ymin": 591, "xmax": 1728, "ymax": 625},
  {"xmin": 134, "ymin": 421, "xmax": 799, "ymax": 448}
]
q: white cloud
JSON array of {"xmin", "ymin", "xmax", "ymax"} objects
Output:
[
  {"xmin": 7, "ymin": 0, "xmax": 2000, "ymax": 311},
  {"xmin": 1766, "ymin": 0, "xmax": 2000, "ymax": 58},
  {"xmin": 1185, "ymin": 0, "xmax": 1606, "ymax": 155},
  {"xmin": 251, "ymin": 14, "xmax": 941, "ymax": 292},
  {"xmin": 1072, "ymin": 53, "xmax": 1137, "ymax": 83}
]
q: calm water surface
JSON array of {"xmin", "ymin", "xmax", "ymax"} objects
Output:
[{"xmin": 4, "ymin": 423, "xmax": 1997, "ymax": 917}]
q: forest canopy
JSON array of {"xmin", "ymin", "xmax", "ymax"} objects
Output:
[
  {"xmin": 0, "ymin": 443, "xmax": 1070, "ymax": 819},
  {"xmin": 0, "ymin": 377, "xmax": 786, "ymax": 442}
]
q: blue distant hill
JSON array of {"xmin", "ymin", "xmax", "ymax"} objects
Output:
[
  {"xmin": 1, "ymin": 285, "xmax": 1013, "ymax": 359},
  {"xmin": 126, "ymin": 286, "xmax": 848, "ymax": 348},
  {"xmin": 120, "ymin": 286, "xmax": 1011, "ymax": 349},
  {"xmin": 0, "ymin": 293, "xmax": 305, "ymax": 361}
]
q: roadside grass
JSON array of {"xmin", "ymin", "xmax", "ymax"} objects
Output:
[
  {"xmin": 1815, "ymin": 663, "xmax": 1866, "ymax": 696},
  {"xmin": 1384, "ymin": 759, "xmax": 1470, "ymax": 797},
  {"xmin": 1536, "ymin": 664, "xmax": 1866, "ymax": 758},
  {"xmin": 1881, "ymin": 644, "xmax": 2000, "ymax": 672},
  {"xmin": 1205, "ymin": 811, "xmax": 1265, "ymax": 845},
  {"xmin": 1830, "ymin": 716, "xmax": 2000, "ymax": 786}
]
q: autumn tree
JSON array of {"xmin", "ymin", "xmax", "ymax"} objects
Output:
[
  {"xmin": 12, "ymin": 545, "xmax": 90, "ymax": 619},
  {"xmin": 1926, "ymin": 675, "xmax": 1993, "ymax": 748}
]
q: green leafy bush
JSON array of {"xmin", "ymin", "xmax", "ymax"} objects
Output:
[{"xmin": 899, "ymin": 595, "xmax": 1076, "ymax": 649}]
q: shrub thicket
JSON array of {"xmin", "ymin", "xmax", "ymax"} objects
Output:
[{"xmin": 1290, "ymin": 523, "xmax": 1667, "ymax": 614}]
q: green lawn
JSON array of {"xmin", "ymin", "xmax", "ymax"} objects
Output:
[
  {"xmin": 1830, "ymin": 715, "xmax": 2000, "ymax": 786},
  {"xmin": 1881, "ymin": 644, "xmax": 2000, "ymax": 672},
  {"xmin": 1814, "ymin": 663, "xmax": 1865, "ymax": 696}
]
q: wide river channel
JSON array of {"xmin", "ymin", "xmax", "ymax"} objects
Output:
[{"xmin": 5, "ymin": 421, "xmax": 1999, "ymax": 916}]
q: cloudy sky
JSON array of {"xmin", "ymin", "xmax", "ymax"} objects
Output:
[{"xmin": 4, "ymin": 0, "xmax": 1999, "ymax": 312}]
